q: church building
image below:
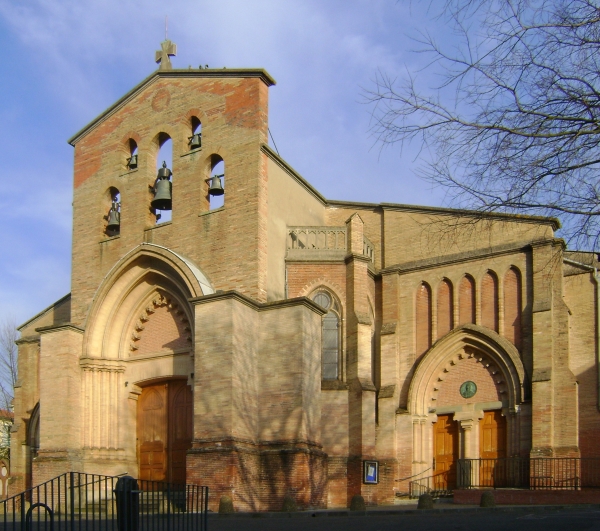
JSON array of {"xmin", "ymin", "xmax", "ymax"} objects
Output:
[{"xmin": 9, "ymin": 42, "xmax": 600, "ymax": 511}]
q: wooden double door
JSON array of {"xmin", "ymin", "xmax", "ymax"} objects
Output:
[
  {"xmin": 433, "ymin": 411, "xmax": 506, "ymax": 490},
  {"xmin": 433, "ymin": 414, "xmax": 459, "ymax": 490},
  {"xmin": 137, "ymin": 380, "xmax": 193, "ymax": 484}
]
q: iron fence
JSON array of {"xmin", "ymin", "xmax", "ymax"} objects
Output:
[
  {"xmin": 0, "ymin": 472, "xmax": 208, "ymax": 531},
  {"xmin": 457, "ymin": 457, "xmax": 600, "ymax": 490}
]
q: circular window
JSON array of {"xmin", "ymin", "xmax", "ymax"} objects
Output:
[
  {"xmin": 1, "ymin": 466, "xmax": 7, "ymax": 477},
  {"xmin": 312, "ymin": 291, "xmax": 332, "ymax": 310}
]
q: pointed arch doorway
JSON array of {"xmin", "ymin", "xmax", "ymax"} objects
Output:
[{"xmin": 137, "ymin": 379, "xmax": 193, "ymax": 484}]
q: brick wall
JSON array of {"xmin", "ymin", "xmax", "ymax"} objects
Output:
[
  {"xmin": 435, "ymin": 353, "xmax": 503, "ymax": 408},
  {"xmin": 134, "ymin": 298, "xmax": 191, "ymax": 355}
]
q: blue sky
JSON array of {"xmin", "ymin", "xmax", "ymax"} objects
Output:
[{"xmin": 0, "ymin": 0, "xmax": 452, "ymax": 327}]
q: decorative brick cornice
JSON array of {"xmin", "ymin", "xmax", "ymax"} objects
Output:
[
  {"xmin": 36, "ymin": 324, "xmax": 84, "ymax": 335},
  {"xmin": 380, "ymin": 240, "xmax": 544, "ymax": 275},
  {"xmin": 189, "ymin": 436, "xmax": 325, "ymax": 456},
  {"xmin": 189, "ymin": 290, "xmax": 327, "ymax": 315},
  {"xmin": 15, "ymin": 335, "xmax": 41, "ymax": 345},
  {"xmin": 344, "ymin": 253, "xmax": 371, "ymax": 265},
  {"xmin": 79, "ymin": 358, "xmax": 126, "ymax": 372}
]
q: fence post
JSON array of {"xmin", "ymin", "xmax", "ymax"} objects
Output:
[
  {"xmin": 69, "ymin": 472, "xmax": 75, "ymax": 531},
  {"xmin": 167, "ymin": 482, "xmax": 171, "ymax": 528},
  {"xmin": 114, "ymin": 476, "xmax": 139, "ymax": 531},
  {"xmin": 19, "ymin": 493, "xmax": 25, "ymax": 531},
  {"xmin": 203, "ymin": 487, "xmax": 208, "ymax": 531}
]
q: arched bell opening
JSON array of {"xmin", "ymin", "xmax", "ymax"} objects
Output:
[
  {"xmin": 207, "ymin": 154, "xmax": 225, "ymax": 210},
  {"xmin": 127, "ymin": 139, "xmax": 138, "ymax": 170},
  {"xmin": 188, "ymin": 117, "xmax": 202, "ymax": 151},
  {"xmin": 103, "ymin": 187, "xmax": 121, "ymax": 237},
  {"xmin": 406, "ymin": 324, "xmax": 527, "ymax": 489},
  {"xmin": 152, "ymin": 133, "xmax": 173, "ymax": 223}
]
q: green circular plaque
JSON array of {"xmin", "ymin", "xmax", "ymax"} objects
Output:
[{"xmin": 460, "ymin": 381, "xmax": 477, "ymax": 399}]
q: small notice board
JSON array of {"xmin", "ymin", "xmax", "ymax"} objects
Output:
[{"xmin": 363, "ymin": 460, "xmax": 379, "ymax": 484}]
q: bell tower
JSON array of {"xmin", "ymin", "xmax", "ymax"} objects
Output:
[{"xmin": 67, "ymin": 45, "xmax": 275, "ymax": 325}]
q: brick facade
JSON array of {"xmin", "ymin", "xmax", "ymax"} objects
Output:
[{"xmin": 8, "ymin": 58, "xmax": 600, "ymax": 510}]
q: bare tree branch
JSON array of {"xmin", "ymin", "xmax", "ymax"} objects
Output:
[
  {"xmin": 368, "ymin": 0, "xmax": 600, "ymax": 249},
  {"xmin": 0, "ymin": 317, "xmax": 18, "ymax": 461}
]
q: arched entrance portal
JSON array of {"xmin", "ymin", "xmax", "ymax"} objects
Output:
[
  {"xmin": 137, "ymin": 379, "xmax": 193, "ymax": 484},
  {"xmin": 408, "ymin": 325, "xmax": 525, "ymax": 490}
]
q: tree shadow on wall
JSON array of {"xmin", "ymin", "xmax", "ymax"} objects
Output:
[{"xmin": 194, "ymin": 308, "xmax": 327, "ymax": 512}]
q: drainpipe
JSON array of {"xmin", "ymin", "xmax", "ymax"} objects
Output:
[{"xmin": 563, "ymin": 258, "xmax": 600, "ymax": 411}]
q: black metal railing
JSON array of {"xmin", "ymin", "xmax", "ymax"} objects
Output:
[
  {"xmin": 0, "ymin": 472, "xmax": 208, "ymax": 531},
  {"xmin": 409, "ymin": 472, "xmax": 454, "ymax": 498},
  {"xmin": 457, "ymin": 457, "xmax": 600, "ymax": 490}
]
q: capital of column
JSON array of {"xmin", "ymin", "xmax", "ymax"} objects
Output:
[{"xmin": 453, "ymin": 409, "xmax": 485, "ymax": 428}]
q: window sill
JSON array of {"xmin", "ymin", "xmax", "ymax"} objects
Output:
[
  {"xmin": 100, "ymin": 234, "xmax": 120, "ymax": 243},
  {"xmin": 180, "ymin": 147, "xmax": 202, "ymax": 158},
  {"xmin": 145, "ymin": 221, "xmax": 172, "ymax": 231},
  {"xmin": 119, "ymin": 168, "xmax": 139, "ymax": 177},
  {"xmin": 321, "ymin": 380, "xmax": 348, "ymax": 391},
  {"xmin": 199, "ymin": 206, "xmax": 224, "ymax": 217}
]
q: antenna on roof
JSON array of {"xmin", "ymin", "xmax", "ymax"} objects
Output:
[{"xmin": 165, "ymin": 15, "xmax": 168, "ymax": 40}]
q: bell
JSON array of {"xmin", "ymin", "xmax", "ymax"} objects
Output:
[
  {"xmin": 208, "ymin": 174, "xmax": 224, "ymax": 196},
  {"xmin": 151, "ymin": 162, "xmax": 173, "ymax": 210},
  {"xmin": 151, "ymin": 179, "xmax": 172, "ymax": 210},
  {"xmin": 127, "ymin": 154, "xmax": 138, "ymax": 170},
  {"xmin": 188, "ymin": 133, "xmax": 202, "ymax": 150},
  {"xmin": 107, "ymin": 203, "xmax": 120, "ymax": 230}
]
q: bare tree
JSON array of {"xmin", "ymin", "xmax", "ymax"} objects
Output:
[
  {"xmin": 0, "ymin": 318, "xmax": 18, "ymax": 461},
  {"xmin": 368, "ymin": 0, "xmax": 600, "ymax": 249}
]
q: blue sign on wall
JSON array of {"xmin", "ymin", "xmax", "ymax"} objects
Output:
[{"xmin": 363, "ymin": 460, "xmax": 379, "ymax": 484}]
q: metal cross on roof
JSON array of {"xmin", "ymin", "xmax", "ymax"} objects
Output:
[{"xmin": 155, "ymin": 39, "xmax": 177, "ymax": 70}]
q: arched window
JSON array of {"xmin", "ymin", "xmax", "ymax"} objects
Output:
[
  {"xmin": 458, "ymin": 275, "xmax": 476, "ymax": 325},
  {"xmin": 312, "ymin": 290, "xmax": 341, "ymax": 380},
  {"xmin": 208, "ymin": 155, "xmax": 225, "ymax": 210},
  {"xmin": 416, "ymin": 282, "xmax": 432, "ymax": 356},
  {"xmin": 437, "ymin": 279, "xmax": 453, "ymax": 338},
  {"xmin": 504, "ymin": 267, "xmax": 522, "ymax": 350},
  {"xmin": 27, "ymin": 402, "xmax": 40, "ymax": 457},
  {"xmin": 481, "ymin": 270, "xmax": 499, "ymax": 332}
]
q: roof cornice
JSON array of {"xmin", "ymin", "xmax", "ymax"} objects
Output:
[{"xmin": 189, "ymin": 290, "xmax": 327, "ymax": 315}]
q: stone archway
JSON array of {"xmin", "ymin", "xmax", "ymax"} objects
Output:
[
  {"xmin": 407, "ymin": 324, "xmax": 526, "ymax": 484},
  {"xmin": 75, "ymin": 244, "xmax": 212, "ymax": 478}
]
